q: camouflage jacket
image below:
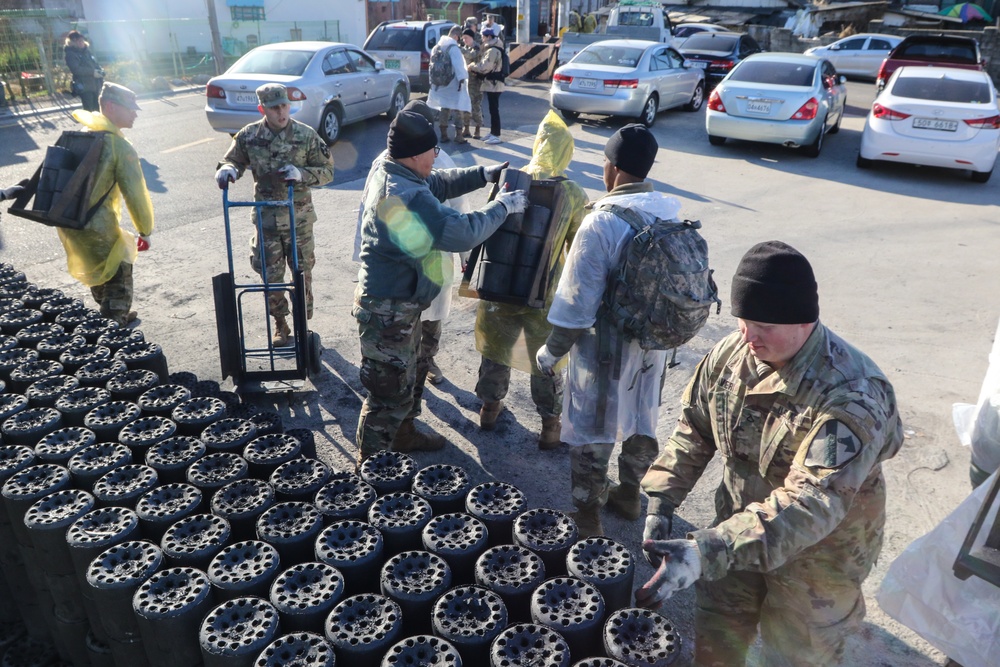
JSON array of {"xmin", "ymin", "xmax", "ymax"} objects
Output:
[
  {"xmin": 219, "ymin": 118, "xmax": 334, "ymax": 226},
  {"xmin": 641, "ymin": 323, "xmax": 903, "ymax": 580}
]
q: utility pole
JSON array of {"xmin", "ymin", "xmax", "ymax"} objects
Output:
[
  {"xmin": 206, "ymin": 0, "xmax": 226, "ymax": 75},
  {"xmin": 517, "ymin": 0, "xmax": 530, "ymax": 43}
]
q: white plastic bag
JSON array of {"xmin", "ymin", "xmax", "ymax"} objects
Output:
[
  {"xmin": 952, "ymin": 315, "xmax": 1000, "ymax": 473},
  {"xmin": 877, "ymin": 470, "xmax": 1000, "ymax": 667}
]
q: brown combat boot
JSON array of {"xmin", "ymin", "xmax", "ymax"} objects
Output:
[
  {"xmin": 538, "ymin": 416, "xmax": 562, "ymax": 450},
  {"xmin": 462, "ymin": 124, "xmax": 472, "ymax": 138},
  {"xmin": 427, "ymin": 358, "xmax": 445, "ymax": 385},
  {"xmin": 391, "ymin": 419, "xmax": 446, "ymax": 453},
  {"xmin": 439, "ymin": 126, "xmax": 451, "ymax": 142},
  {"xmin": 570, "ymin": 504, "xmax": 605, "ymax": 539},
  {"xmin": 473, "ymin": 125, "xmax": 481, "ymax": 139},
  {"xmin": 607, "ymin": 483, "xmax": 642, "ymax": 521},
  {"xmin": 272, "ymin": 316, "xmax": 291, "ymax": 347},
  {"xmin": 479, "ymin": 401, "xmax": 503, "ymax": 430}
]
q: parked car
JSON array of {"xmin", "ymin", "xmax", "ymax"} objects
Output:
[
  {"xmin": 858, "ymin": 66, "xmax": 1000, "ymax": 182},
  {"xmin": 875, "ymin": 34, "xmax": 983, "ymax": 92},
  {"xmin": 672, "ymin": 23, "xmax": 727, "ymax": 48},
  {"xmin": 551, "ymin": 39, "xmax": 705, "ymax": 127},
  {"xmin": 363, "ymin": 20, "xmax": 457, "ymax": 92},
  {"xmin": 804, "ymin": 33, "xmax": 903, "ymax": 79},
  {"xmin": 679, "ymin": 32, "xmax": 763, "ymax": 87},
  {"xmin": 705, "ymin": 53, "xmax": 847, "ymax": 157},
  {"xmin": 205, "ymin": 41, "xmax": 409, "ymax": 144}
]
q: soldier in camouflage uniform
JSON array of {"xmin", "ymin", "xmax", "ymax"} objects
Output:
[
  {"xmin": 535, "ymin": 125, "xmax": 673, "ymax": 538},
  {"xmin": 637, "ymin": 241, "xmax": 904, "ymax": 667},
  {"xmin": 460, "ymin": 29, "xmax": 483, "ymax": 139},
  {"xmin": 354, "ymin": 110, "xmax": 526, "ymax": 465},
  {"xmin": 215, "ymin": 83, "xmax": 334, "ymax": 346}
]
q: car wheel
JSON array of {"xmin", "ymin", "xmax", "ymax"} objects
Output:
[
  {"xmin": 803, "ymin": 121, "xmax": 825, "ymax": 158},
  {"xmin": 971, "ymin": 168, "xmax": 993, "ymax": 183},
  {"xmin": 320, "ymin": 105, "xmax": 342, "ymax": 144},
  {"xmin": 856, "ymin": 154, "xmax": 873, "ymax": 169},
  {"xmin": 558, "ymin": 109, "xmax": 579, "ymax": 121},
  {"xmin": 639, "ymin": 95, "xmax": 658, "ymax": 127},
  {"xmin": 386, "ymin": 86, "xmax": 407, "ymax": 120},
  {"xmin": 708, "ymin": 134, "xmax": 726, "ymax": 146},
  {"xmin": 829, "ymin": 108, "xmax": 843, "ymax": 135},
  {"xmin": 684, "ymin": 83, "xmax": 705, "ymax": 112}
]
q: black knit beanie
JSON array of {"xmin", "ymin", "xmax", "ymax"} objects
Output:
[
  {"xmin": 730, "ymin": 241, "xmax": 819, "ymax": 324},
  {"xmin": 604, "ymin": 123, "xmax": 658, "ymax": 179},
  {"xmin": 388, "ymin": 110, "xmax": 437, "ymax": 159},
  {"xmin": 403, "ymin": 99, "xmax": 439, "ymax": 124}
]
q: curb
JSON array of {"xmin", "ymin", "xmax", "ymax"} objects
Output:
[{"xmin": 0, "ymin": 84, "xmax": 204, "ymax": 124}]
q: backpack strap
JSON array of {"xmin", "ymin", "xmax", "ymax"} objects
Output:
[{"xmin": 83, "ymin": 132, "xmax": 115, "ymax": 224}]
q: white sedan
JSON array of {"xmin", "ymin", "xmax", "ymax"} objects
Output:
[
  {"xmin": 858, "ymin": 67, "xmax": 1000, "ymax": 183},
  {"xmin": 804, "ymin": 33, "xmax": 902, "ymax": 79}
]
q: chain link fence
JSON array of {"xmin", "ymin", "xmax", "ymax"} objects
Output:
[{"xmin": 0, "ymin": 8, "xmax": 340, "ymax": 107}]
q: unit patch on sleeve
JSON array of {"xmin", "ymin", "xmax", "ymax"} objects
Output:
[{"xmin": 804, "ymin": 419, "xmax": 862, "ymax": 470}]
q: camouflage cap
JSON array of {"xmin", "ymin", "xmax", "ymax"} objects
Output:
[
  {"xmin": 99, "ymin": 82, "xmax": 140, "ymax": 110},
  {"xmin": 256, "ymin": 83, "xmax": 290, "ymax": 108}
]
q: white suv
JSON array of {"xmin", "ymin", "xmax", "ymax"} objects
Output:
[{"xmin": 364, "ymin": 20, "xmax": 458, "ymax": 93}]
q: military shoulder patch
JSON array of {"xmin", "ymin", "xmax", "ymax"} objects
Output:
[
  {"xmin": 803, "ymin": 420, "xmax": 863, "ymax": 470},
  {"xmin": 320, "ymin": 142, "xmax": 331, "ymax": 159}
]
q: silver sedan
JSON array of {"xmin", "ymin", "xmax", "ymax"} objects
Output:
[
  {"xmin": 705, "ymin": 53, "xmax": 847, "ymax": 157},
  {"xmin": 205, "ymin": 41, "xmax": 409, "ymax": 144},
  {"xmin": 550, "ymin": 39, "xmax": 706, "ymax": 127}
]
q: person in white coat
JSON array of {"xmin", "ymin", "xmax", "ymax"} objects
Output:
[
  {"xmin": 353, "ymin": 100, "xmax": 469, "ymax": 385},
  {"xmin": 427, "ymin": 26, "xmax": 473, "ymax": 145},
  {"xmin": 536, "ymin": 124, "xmax": 674, "ymax": 538}
]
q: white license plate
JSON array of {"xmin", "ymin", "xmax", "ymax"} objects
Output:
[
  {"xmin": 385, "ymin": 59, "xmax": 401, "ymax": 70},
  {"xmin": 577, "ymin": 78, "xmax": 598, "ymax": 89},
  {"xmin": 692, "ymin": 61, "xmax": 707, "ymax": 69},
  {"xmin": 912, "ymin": 117, "xmax": 958, "ymax": 132},
  {"xmin": 233, "ymin": 92, "xmax": 258, "ymax": 105},
  {"xmin": 746, "ymin": 100, "xmax": 771, "ymax": 114}
]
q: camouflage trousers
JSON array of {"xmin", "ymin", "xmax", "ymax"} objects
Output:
[
  {"xmin": 476, "ymin": 357, "xmax": 562, "ymax": 418},
  {"xmin": 90, "ymin": 261, "xmax": 133, "ymax": 325},
  {"xmin": 354, "ymin": 297, "xmax": 431, "ymax": 459},
  {"xmin": 249, "ymin": 222, "xmax": 315, "ymax": 319},
  {"xmin": 569, "ymin": 436, "xmax": 659, "ymax": 510},
  {"xmin": 437, "ymin": 108, "xmax": 465, "ymax": 135},
  {"xmin": 468, "ymin": 80, "xmax": 483, "ymax": 127},
  {"xmin": 420, "ymin": 318, "xmax": 442, "ymax": 363},
  {"xmin": 692, "ymin": 478, "xmax": 886, "ymax": 667}
]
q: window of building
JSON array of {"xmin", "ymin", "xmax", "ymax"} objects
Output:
[{"xmin": 231, "ymin": 6, "xmax": 265, "ymax": 21}]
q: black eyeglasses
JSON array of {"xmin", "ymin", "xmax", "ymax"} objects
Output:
[{"xmin": 433, "ymin": 146, "xmax": 441, "ymax": 156}]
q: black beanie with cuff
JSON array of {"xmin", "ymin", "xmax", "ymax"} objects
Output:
[{"xmin": 730, "ymin": 241, "xmax": 819, "ymax": 324}]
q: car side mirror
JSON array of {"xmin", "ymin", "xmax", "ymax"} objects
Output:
[
  {"xmin": 839, "ymin": 75, "xmax": 847, "ymax": 85},
  {"xmin": 375, "ymin": 61, "xmax": 384, "ymax": 71}
]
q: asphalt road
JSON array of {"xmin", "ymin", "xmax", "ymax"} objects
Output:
[{"xmin": 1, "ymin": 79, "xmax": 996, "ymax": 665}]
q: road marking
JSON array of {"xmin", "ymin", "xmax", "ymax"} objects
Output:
[{"xmin": 162, "ymin": 137, "xmax": 216, "ymax": 154}]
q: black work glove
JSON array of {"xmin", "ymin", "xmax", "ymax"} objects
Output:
[
  {"xmin": 0, "ymin": 182, "xmax": 27, "ymax": 202},
  {"xmin": 482, "ymin": 161, "xmax": 510, "ymax": 184}
]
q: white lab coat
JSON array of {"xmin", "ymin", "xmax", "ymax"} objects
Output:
[
  {"xmin": 353, "ymin": 149, "xmax": 468, "ymax": 322},
  {"xmin": 547, "ymin": 189, "xmax": 683, "ymax": 446},
  {"xmin": 426, "ymin": 36, "xmax": 472, "ymax": 114}
]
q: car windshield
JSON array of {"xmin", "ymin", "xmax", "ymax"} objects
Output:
[
  {"xmin": 229, "ymin": 50, "xmax": 314, "ymax": 76},
  {"xmin": 892, "ymin": 76, "xmax": 992, "ymax": 104},
  {"xmin": 617, "ymin": 11, "xmax": 655, "ymax": 27},
  {"xmin": 365, "ymin": 27, "xmax": 425, "ymax": 51},
  {"xmin": 730, "ymin": 61, "xmax": 815, "ymax": 86},
  {"xmin": 895, "ymin": 41, "xmax": 978, "ymax": 63},
  {"xmin": 683, "ymin": 34, "xmax": 738, "ymax": 52},
  {"xmin": 574, "ymin": 46, "xmax": 644, "ymax": 68}
]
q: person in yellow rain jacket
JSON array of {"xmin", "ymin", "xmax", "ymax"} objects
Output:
[
  {"xmin": 474, "ymin": 110, "xmax": 588, "ymax": 447},
  {"xmin": 58, "ymin": 82, "xmax": 154, "ymax": 326}
]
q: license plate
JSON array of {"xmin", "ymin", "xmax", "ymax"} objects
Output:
[
  {"xmin": 746, "ymin": 100, "xmax": 771, "ymax": 114},
  {"xmin": 385, "ymin": 59, "xmax": 401, "ymax": 70},
  {"xmin": 912, "ymin": 117, "xmax": 958, "ymax": 132},
  {"xmin": 233, "ymin": 92, "xmax": 257, "ymax": 105},
  {"xmin": 691, "ymin": 61, "xmax": 707, "ymax": 69},
  {"xmin": 577, "ymin": 78, "xmax": 598, "ymax": 89}
]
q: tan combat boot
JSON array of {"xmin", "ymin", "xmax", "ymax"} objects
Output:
[
  {"xmin": 479, "ymin": 401, "xmax": 503, "ymax": 431},
  {"xmin": 607, "ymin": 483, "xmax": 642, "ymax": 521},
  {"xmin": 462, "ymin": 124, "xmax": 472, "ymax": 138},
  {"xmin": 391, "ymin": 419, "xmax": 446, "ymax": 453},
  {"xmin": 570, "ymin": 503, "xmax": 605, "ymax": 539},
  {"xmin": 473, "ymin": 125, "xmax": 481, "ymax": 139},
  {"xmin": 273, "ymin": 316, "xmax": 291, "ymax": 347},
  {"xmin": 439, "ymin": 126, "xmax": 451, "ymax": 143},
  {"xmin": 538, "ymin": 416, "xmax": 562, "ymax": 451}
]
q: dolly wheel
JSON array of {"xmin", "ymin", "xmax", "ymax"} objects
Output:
[{"xmin": 308, "ymin": 330, "xmax": 323, "ymax": 376}]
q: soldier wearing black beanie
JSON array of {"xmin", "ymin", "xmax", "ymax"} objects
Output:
[{"xmin": 730, "ymin": 240, "xmax": 819, "ymax": 324}]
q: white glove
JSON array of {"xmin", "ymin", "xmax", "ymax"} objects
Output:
[
  {"xmin": 642, "ymin": 514, "xmax": 673, "ymax": 567},
  {"xmin": 535, "ymin": 344, "xmax": 562, "ymax": 377},
  {"xmin": 215, "ymin": 165, "xmax": 237, "ymax": 189},
  {"xmin": 635, "ymin": 538, "xmax": 701, "ymax": 609},
  {"xmin": 495, "ymin": 189, "xmax": 528, "ymax": 216},
  {"xmin": 278, "ymin": 164, "xmax": 302, "ymax": 182}
]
